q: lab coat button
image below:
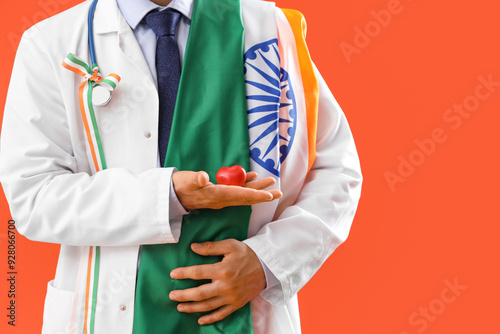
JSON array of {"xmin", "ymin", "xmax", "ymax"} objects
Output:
[
  {"xmin": 120, "ymin": 305, "xmax": 127, "ymax": 311},
  {"xmin": 145, "ymin": 132, "xmax": 152, "ymax": 139}
]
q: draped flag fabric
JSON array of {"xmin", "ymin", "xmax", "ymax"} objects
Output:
[
  {"xmin": 133, "ymin": 0, "xmax": 254, "ymax": 333},
  {"xmin": 63, "ymin": 0, "xmax": 320, "ymax": 333}
]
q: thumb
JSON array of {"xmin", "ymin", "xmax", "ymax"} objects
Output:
[{"xmin": 192, "ymin": 171, "xmax": 210, "ymax": 188}]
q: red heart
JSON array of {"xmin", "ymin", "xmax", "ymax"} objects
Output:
[{"xmin": 216, "ymin": 165, "xmax": 247, "ymax": 186}]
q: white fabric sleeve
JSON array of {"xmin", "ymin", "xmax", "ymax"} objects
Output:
[
  {"xmin": 244, "ymin": 64, "xmax": 363, "ymax": 305},
  {"xmin": 0, "ymin": 32, "xmax": 181, "ymax": 247}
]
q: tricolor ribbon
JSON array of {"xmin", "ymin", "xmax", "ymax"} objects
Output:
[
  {"xmin": 61, "ymin": 53, "xmax": 120, "ymax": 334},
  {"xmin": 62, "ymin": 53, "xmax": 120, "ymax": 173}
]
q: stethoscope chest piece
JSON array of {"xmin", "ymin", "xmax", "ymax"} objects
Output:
[{"xmin": 92, "ymin": 85, "xmax": 112, "ymax": 106}]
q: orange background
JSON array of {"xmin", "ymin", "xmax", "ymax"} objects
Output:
[{"xmin": 1, "ymin": 0, "xmax": 499, "ymax": 333}]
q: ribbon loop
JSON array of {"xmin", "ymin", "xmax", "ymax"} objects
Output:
[
  {"xmin": 62, "ymin": 53, "xmax": 121, "ymax": 92},
  {"xmin": 61, "ymin": 52, "xmax": 121, "ymax": 173}
]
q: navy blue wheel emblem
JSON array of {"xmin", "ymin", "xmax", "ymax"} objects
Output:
[{"xmin": 244, "ymin": 39, "xmax": 297, "ymax": 177}]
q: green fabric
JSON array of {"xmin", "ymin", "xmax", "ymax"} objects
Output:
[{"xmin": 132, "ymin": 0, "xmax": 253, "ymax": 333}]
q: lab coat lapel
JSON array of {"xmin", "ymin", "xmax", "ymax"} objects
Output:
[
  {"xmin": 88, "ymin": 0, "xmax": 159, "ymax": 171},
  {"xmin": 93, "ymin": 0, "xmax": 155, "ymax": 86}
]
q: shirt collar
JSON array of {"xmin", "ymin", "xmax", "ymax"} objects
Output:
[{"xmin": 116, "ymin": 0, "xmax": 194, "ymax": 29}]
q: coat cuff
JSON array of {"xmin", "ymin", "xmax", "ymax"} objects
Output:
[
  {"xmin": 243, "ymin": 237, "xmax": 288, "ymax": 305},
  {"xmin": 168, "ymin": 169, "xmax": 189, "ymax": 242},
  {"xmin": 158, "ymin": 167, "xmax": 182, "ymax": 243}
]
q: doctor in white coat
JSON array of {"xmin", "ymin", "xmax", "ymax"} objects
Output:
[{"xmin": 0, "ymin": 0, "xmax": 363, "ymax": 333}]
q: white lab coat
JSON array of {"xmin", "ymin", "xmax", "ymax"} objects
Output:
[{"xmin": 0, "ymin": 0, "xmax": 363, "ymax": 333}]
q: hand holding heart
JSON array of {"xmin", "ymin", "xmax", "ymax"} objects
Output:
[{"xmin": 172, "ymin": 168, "xmax": 282, "ymax": 211}]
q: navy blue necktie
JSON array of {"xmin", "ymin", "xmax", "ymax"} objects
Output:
[{"xmin": 144, "ymin": 9, "xmax": 182, "ymax": 167}]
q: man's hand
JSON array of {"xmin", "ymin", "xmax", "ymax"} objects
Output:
[
  {"xmin": 169, "ymin": 239, "xmax": 267, "ymax": 325},
  {"xmin": 172, "ymin": 170, "xmax": 282, "ymax": 210}
]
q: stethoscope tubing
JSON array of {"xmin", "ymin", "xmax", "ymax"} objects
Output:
[{"xmin": 88, "ymin": 0, "xmax": 99, "ymax": 67}]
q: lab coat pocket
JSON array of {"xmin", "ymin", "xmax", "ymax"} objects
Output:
[{"xmin": 42, "ymin": 280, "xmax": 75, "ymax": 334}]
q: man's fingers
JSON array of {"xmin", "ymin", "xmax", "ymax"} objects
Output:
[
  {"xmin": 198, "ymin": 305, "xmax": 235, "ymax": 325},
  {"xmin": 211, "ymin": 185, "xmax": 274, "ymax": 205},
  {"xmin": 190, "ymin": 240, "xmax": 235, "ymax": 257},
  {"xmin": 232, "ymin": 188, "xmax": 273, "ymax": 205},
  {"xmin": 170, "ymin": 263, "xmax": 218, "ymax": 280},
  {"xmin": 170, "ymin": 283, "xmax": 218, "ymax": 302},
  {"xmin": 243, "ymin": 176, "xmax": 276, "ymax": 190},
  {"xmin": 245, "ymin": 171, "xmax": 258, "ymax": 183},
  {"xmin": 177, "ymin": 296, "xmax": 226, "ymax": 314},
  {"xmin": 268, "ymin": 189, "xmax": 283, "ymax": 199},
  {"xmin": 214, "ymin": 179, "xmax": 283, "ymax": 206}
]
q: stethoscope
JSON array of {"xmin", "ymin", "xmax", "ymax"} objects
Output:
[{"xmin": 87, "ymin": 0, "xmax": 113, "ymax": 106}]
